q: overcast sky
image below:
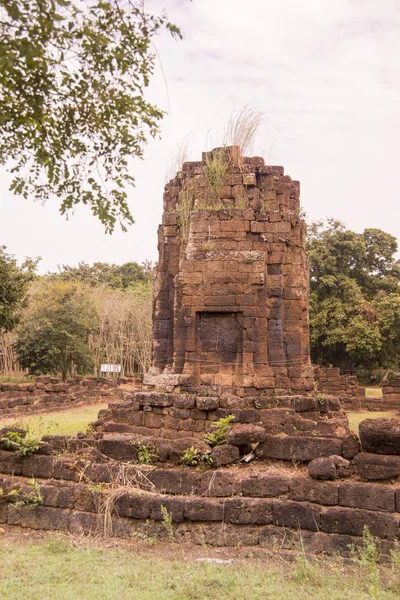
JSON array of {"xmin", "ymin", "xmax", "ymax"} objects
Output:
[{"xmin": 1, "ymin": 0, "xmax": 399, "ymax": 273}]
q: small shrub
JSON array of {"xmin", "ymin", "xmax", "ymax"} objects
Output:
[
  {"xmin": 181, "ymin": 446, "xmax": 202, "ymax": 467},
  {"xmin": 204, "ymin": 414, "xmax": 235, "ymax": 447},
  {"xmin": 1, "ymin": 431, "xmax": 40, "ymax": 457},
  {"xmin": 136, "ymin": 443, "xmax": 159, "ymax": 465},
  {"xmin": 181, "ymin": 446, "xmax": 213, "ymax": 467}
]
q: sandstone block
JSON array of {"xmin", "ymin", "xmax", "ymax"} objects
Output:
[
  {"xmin": 196, "ymin": 397, "xmax": 219, "ymax": 411},
  {"xmin": 227, "ymin": 423, "xmax": 266, "ymax": 446},
  {"xmin": 354, "ymin": 452, "xmax": 400, "ymax": 480},
  {"xmin": 320, "ymin": 506, "xmax": 399, "ymax": 539},
  {"xmin": 289, "ymin": 477, "xmax": 339, "ymax": 506},
  {"xmin": 224, "ymin": 498, "xmax": 273, "ymax": 524},
  {"xmin": 241, "ymin": 473, "xmax": 289, "ymax": 498},
  {"xmin": 273, "ymin": 500, "xmax": 320, "ymax": 531},
  {"xmin": 210, "ymin": 444, "xmax": 240, "ymax": 467},
  {"xmin": 359, "ymin": 418, "xmax": 400, "ymax": 455},
  {"xmin": 339, "ymin": 482, "xmax": 395, "ymax": 512},
  {"xmin": 256, "ymin": 435, "xmax": 343, "ymax": 463},
  {"xmin": 184, "ymin": 498, "xmax": 224, "ymax": 521}
]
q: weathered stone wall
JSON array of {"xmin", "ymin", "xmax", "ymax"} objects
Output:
[
  {"xmin": 1, "ymin": 439, "xmax": 400, "ymax": 555},
  {"xmin": 313, "ymin": 366, "xmax": 361, "ymax": 397},
  {"xmin": 93, "ymin": 391, "xmax": 355, "ymax": 464},
  {"xmin": 0, "ymin": 377, "xmax": 133, "ymax": 418},
  {"xmin": 145, "ymin": 147, "xmax": 313, "ymax": 395},
  {"xmin": 382, "ymin": 376, "xmax": 400, "ymax": 404}
]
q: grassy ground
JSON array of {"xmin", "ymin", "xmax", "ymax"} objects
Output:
[
  {"xmin": 0, "ymin": 404, "xmax": 107, "ymax": 437},
  {"xmin": 0, "ymin": 531, "xmax": 400, "ymax": 600},
  {"xmin": 365, "ymin": 387, "xmax": 383, "ymax": 398},
  {"xmin": 347, "ymin": 410, "xmax": 400, "ymax": 434}
]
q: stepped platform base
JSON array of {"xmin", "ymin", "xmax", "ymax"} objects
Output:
[
  {"xmin": 1, "ymin": 451, "xmax": 400, "ymax": 556},
  {"xmin": 1, "ymin": 390, "xmax": 400, "ymax": 556}
]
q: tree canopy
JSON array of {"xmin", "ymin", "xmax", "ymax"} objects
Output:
[
  {"xmin": 308, "ymin": 219, "xmax": 400, "ymax": 369},
  {"xmin": 16, "ymin": 280, "xmax": 97, "ymax": 380},
  {"xmin": 49, "ymin": 260, "xmax": 153, "ymax": 289},
  {"xmin": 0, "ymin": 0, "xmax": 181, "ymax": 232},
  {"xmin": 0, "ymin": 246, "xmax": 37, "ymax": 332}
]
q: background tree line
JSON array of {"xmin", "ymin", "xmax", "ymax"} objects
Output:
[
  {"xmin": 1, "ymin": 219, "xmax": 400, "ymax": 380},
  {"xmin": 0, "ymin": 256, "xmax": 153, "ymax": 380}
]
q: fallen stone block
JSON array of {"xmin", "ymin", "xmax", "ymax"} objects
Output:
[
  {"xmin": 210, "ymin": 444, "xmax": 239, "ymax": 467},
  {"xmin": 227, "ymin": 423, "xmax": 266, "ymax": 446},
  {"xmin": 359, "ymin": 418, "xmax": 400, "ymax": 455}
]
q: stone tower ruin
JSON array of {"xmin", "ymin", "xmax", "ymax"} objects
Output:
[{"xmin": 145, "ymin": 146, "xmax": 314, "ymax": 394}]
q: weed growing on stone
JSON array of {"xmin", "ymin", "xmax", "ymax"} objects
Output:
[
  {"xmin": 7, "ymin": 478, "xmax": 43, "ymax": 507},
  {"xmin": 1, "ymin": 430, "xmax": 40, "ymax": 457},
  {"xmin": 136, "ymin": 443, "xmax": 159, "ymax": 465},
  {"xmin": 160, "ymin": 505, "xmax": 174, "ymax": 541},
  {"xmin": 204, "ymin": 414, "xmax": 235, "ymax": 447},
  {"xmin": 181, "ymin": 446, "xmax": 202, "ymax": 466},
  {"xmin": 177, "ymin": 182, "xmax": 195, "ymax": 243},
  {"xmin": 204, "ymin": 149, "xmax": 228, "ymax": 205},
  {"xmin": 181, "ymin": 446, "xmax": 213, "ymax": 468},
  {"xmin": 243, "ymin": 252, "xmax": 258, "ymax": 264}
]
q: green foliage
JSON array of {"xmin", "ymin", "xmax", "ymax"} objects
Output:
[
  {"xmin": 0, "ymin": 0, "xmax": 181, "ymax": 232},
  {"xmin": 1, "ymin": 431, "xmax": 40, "ymax": 456},
  {"xmin": 181, "ymin": 446, "xmax": 213, "ymax": 467},
  {"xmin": 13, "ymin": 479, "xmax": 43, "ymax": 506},
  {"xmin": 203, "ymin": 149, "xmax": 229, "ymax": 206},
  {"xmin": 49, "ymin": 261, "xmax": 154, "ymax": 289},
  {"xmin": 136, "ymin": 443, "xmax": 158, "ymax": 465},
  {"xmin": 350, "ymin": 526, "xmax": 381, "ymax": 598},
  {"xmin": 204, "ymin": 414, "xmax": 235, "ymax": 447},
  {"xmin": 0, "ymin": 246, "xmax": 38, "ymax": 332},
  {"xmin": 177, "ymin": 182, "xmax": 195, "ymax": 243},
  {"xmin": 160, "ymin": 505, "xmax": 174, "ymax": 541},
  {"xmin": 15, "ymin": 280, "xmax": 97, "ymax": 380},
  {"xmin": 308, "ymin": 219, "xmax": 400, "ymax": 369}
]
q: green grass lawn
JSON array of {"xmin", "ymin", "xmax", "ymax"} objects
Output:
[
  {"xmin": 0, "ymin": 534, "xmax": 399, "ymax": 600},
  {"xmin": 347, "ymin": 410, "xmax": 400, "ymax": 434},
  {"xmin": 0, "ymin": 404, "xmax": 107, "ymax": 437},
  {"xmin": 365, "ymin": 387, "xmax": 383, "ymax": 398}
]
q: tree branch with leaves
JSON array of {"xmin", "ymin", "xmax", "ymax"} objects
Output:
[{"xmin": 0, "ymin": 0, "xmax": 182, "ymax": 232}]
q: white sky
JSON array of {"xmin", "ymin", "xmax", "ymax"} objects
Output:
[{"xmin": 1, "ymin": 0, "xmax": 399, "ymax": 273}]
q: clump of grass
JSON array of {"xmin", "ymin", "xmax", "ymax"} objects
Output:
[
  {"xmin": 160, "ymin": 505, "xmax": 174, "ymax": 541},
  {"xmin": 165, "ymin": 134, "xmax": 193, "ymax": 183},
  {"xmin": 177, "ymin": 181, "xmax": 195, "ymax": 243},
  {"xmin": 204, "ymin": 148, "xmax": 229, "ymax": 206},
  {"xmin": 350, "ymin": 526, "xmax": 381, "ymax": 598},
  {"xmin": 223, "ymin": 106, "xmax": 265, "ymax": 158}
]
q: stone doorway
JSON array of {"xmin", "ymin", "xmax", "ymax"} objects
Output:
[{"xmin": 194, "ymin": 311, "xmax": 243, "ymax": 386}]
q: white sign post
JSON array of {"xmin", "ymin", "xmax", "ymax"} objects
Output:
[{"xmin": 100, "ymin": 364, "xmax": 122, "ymax": 377}]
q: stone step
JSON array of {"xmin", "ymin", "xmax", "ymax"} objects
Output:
[{"xmin": 1, "ymin": 474, "xmax": 400, "ymax": 553}]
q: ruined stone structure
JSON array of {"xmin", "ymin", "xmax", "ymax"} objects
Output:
[
  {"xmin": 1, "ymin": 149, "xmax": 400, "ymax": 556},
  {"xmin": 145, "ymin": 147, "xmax": 314, "ymax": 394},
  {"xmin": 313, "ymin": 366, "xmax": 361, "ymax": 398},
  {"xmin": 0, "ymin": 377, "xmax": 134, "ymax": 418}
]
